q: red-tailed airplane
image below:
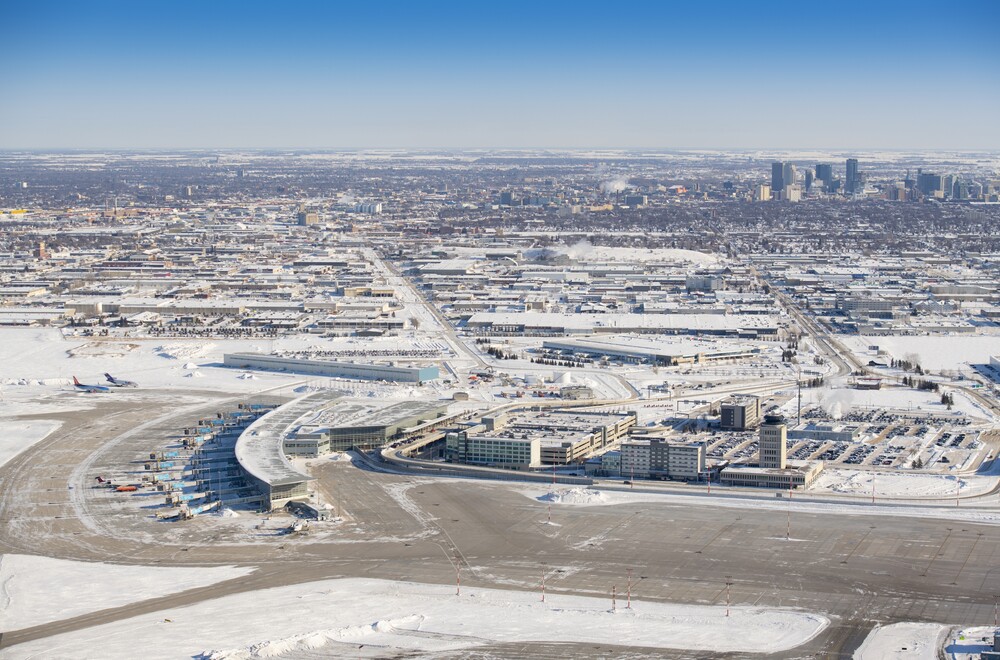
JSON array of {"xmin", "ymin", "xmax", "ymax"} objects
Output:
[{"xmin": 73, "ymin": 376, "xmax": 110, "ymax": 393}]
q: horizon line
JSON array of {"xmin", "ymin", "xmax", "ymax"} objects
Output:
[{"xmin": 3, "ymin": 146, "xmax": 1000, "ymax": 154}]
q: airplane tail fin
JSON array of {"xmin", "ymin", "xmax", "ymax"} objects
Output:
[
  {"xmin": 104, "ymin": 373, "xmax": 114, "ymax": 382},
  {"xmin": 73, "ymin": 376, "xmax": 80, "ymax": 386}
]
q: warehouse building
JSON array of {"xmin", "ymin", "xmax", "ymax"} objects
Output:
[
  {"xmin": 788, "ymin": 422, "xmax": 861, "ymax": 443},
  {"xmin": 542, "ymin": 337, "xmax": 761, "ymax": 366},
  {"xmin": 223, "ymin": 353, "xmax": 439, "ymax": 383},
  {"xmin": 466, "ymin": 312, "xmax": 780, "ymax": 339}
]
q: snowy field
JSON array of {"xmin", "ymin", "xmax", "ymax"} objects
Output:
[
  {"xmin": 0, "ymin": 328, "xmax": 297, "ymax": 393},
  {"xmin": 525, "ymin": 487, "xmax": 1000, "ymax": 524},
  {"xmin": 0, "ymin": 328, "xmax": 467, "ymax": 403},
  {"xmin": 0, "ymin": 420, "xmax": 61, "ymax": 469},
  {"xmin": 854, "ymin": 622, "xmax": 948, "ymax": 659},
  {"xmin": 520, "ymin": 243, "xmax": 721, "ymax": 265},
  {"xmin": 0, "ymin": 555, "xmax": 254, "ymax": 631},
  {"xmin": 798, "ymin": 385, "xmax": 987, "ymax": 420},
  {"xmin": 4, "ymin": 577, "xmax": 828, "ymax": 659},
  {"xmin": 811, "ymin": 469, "xmax": 994, "ymax": 498},
  {"xmin": 840, "ymin": 335, "xmax": 1000, "ymax": 372}
]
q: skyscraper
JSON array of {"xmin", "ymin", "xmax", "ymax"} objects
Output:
[
  {"xmin": 845, "ymin": 158, "xmax": 859, "ymax": 195},
  {"xmin": 771, "ymin": 162, "xmax": 784, "ymax": 194},
  {"xmin": 804, "ymin": 168, "xmax": 814, "ymax": 193},
  {"xmin": 815, "ymin": 163, "xmax": 833, "ymax": 191},
  {"xmin": 917, "ymin": 172, "xmax": 943, "ymax": 196},
  {"xmin": 782, "ymin": 163, "xmax": 797, "ymax": 190}
]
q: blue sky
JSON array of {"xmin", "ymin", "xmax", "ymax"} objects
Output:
[{"xmin": 1, "ymin": 1, "xmax": 998, "ymax": 149}]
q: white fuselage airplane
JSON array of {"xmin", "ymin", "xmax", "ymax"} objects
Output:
[{"xmin": 104, "ymin": 373, "xmax": 138, "ymax": 388}]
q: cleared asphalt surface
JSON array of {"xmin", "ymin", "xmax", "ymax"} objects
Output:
[{"xmin": 2, "ymin": 393, "xmax": 1000, "ymax": 658}]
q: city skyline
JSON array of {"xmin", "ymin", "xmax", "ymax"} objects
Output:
[{"xmin": 2, "ymin": 0, "xmax": 998, "ymax": 150}]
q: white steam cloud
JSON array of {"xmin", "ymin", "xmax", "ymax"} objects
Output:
[{"xmin": 600, "ymin": 178, "xmax": 629, "ymax": 194}]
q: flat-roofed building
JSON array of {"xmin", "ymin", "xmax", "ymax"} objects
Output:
[
  {"xmin": 621, "ymin": 436, "xmax": 707, "ymax": 481},
  {"xmin": 542, "ymin": 337, "xmax": 762, "ymax": 366},
  {"xmin": 287, "ymin": 399, "xmax": 453, "ymax": 455},
  {"xmin": 720, "ymin": 395, "xmax": 762, "ymax": 431},
  {"xmin": 223, "ymin": 353, "xmax": 438, "ymax": 383},
  {"xmin": 719, "ymin": 462, "xmax": 823, "ymax": 489},
  {"xmin": 453, "ymin": 410, "xmax": 636, "ymax": 468},
  {"xmin": 789, "ymin": 422, "xmax": 861, "ymax": 443},
  {"xmin": 445, "ymin": 431, "xmax": 541, "ymax": 469}
]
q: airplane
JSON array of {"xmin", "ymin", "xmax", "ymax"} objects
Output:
[
  {"xmin": 104, "ymin": 373, "xmax": 138, "ymax": 388},
  {"xmin": 73, "ymin": 376, "xmax": 110, "ymax": 393}
]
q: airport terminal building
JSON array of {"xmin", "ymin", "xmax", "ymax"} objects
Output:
[{"xmin": 234, "ymin": 395, "xmax": 321, "ymax": 511}]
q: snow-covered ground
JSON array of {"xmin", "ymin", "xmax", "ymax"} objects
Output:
[
  {"xmin": 532, "ymin": 243, "xmax": 721, "ymax": 265},
  {"xmin": 0, "ymin": 328, "xmax": 298, "ymax": 393},
  {"xmin": 840, "ymin": 335, "xmax": 1000, "ymax": 372},
  {"xmin": 0, "ymin": 420, "xmax": 61, "ymax": 469},
  {"xmin": 811, "ymin": 469, "xmax": 994, "ymax": 498},
  {"xmin": 0, "ymin": 555, "xmax": 254, "ymax": 632},
  {"xmin": 0, "ymin": 328, "xmax": 475, "ymax": 406},
  {"xmin": 4, "ymin": 577, "xmax": 828, "ymax": 659},
  {"xmin": 854, "ymin": 622, "xmax": 948, "ymax": 659},
  {"xmin": 527, "ymin": 487, "xmax": 1000, "ymax": 524},
  {"xmin": 800, "ymin": 384, "xmax": 985, "ymax": 420}
]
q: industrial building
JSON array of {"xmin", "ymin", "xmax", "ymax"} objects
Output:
[
  {"xmin": 720, "ymin": 395, "xmax": 762, "ymax": 430},
  {"xmin": 285, "ymin": 398, "xmax": 454, "ymax": 455},
  {"xmin": 223, "ymin": 353, "xmax": 439, "ymax": 383},
  {"xmin": 720, "ymin": 415, "xmax": 823, "ymax": 489},
  {"xmin": 788, "ymin": 422, "xmax": 861, "ymax": 443},
  {"xmin": 541, "ymin": 337, "xmax": 763, "ymax": 365},
  {"xmin": 466, "ymin": 312, "xmax": 780, "ymax": 339}
]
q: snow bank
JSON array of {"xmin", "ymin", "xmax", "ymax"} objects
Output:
[
  {"xmin": 4, "ymin": 578, "xmax": 828, "ymax": 659},
  {"xmin": 538, "ymin": 488, "xmax": 609, "ymax": 505},
  {"xmin": 0, "ymin": 555, "xmax": 254, "ymax": 631}
]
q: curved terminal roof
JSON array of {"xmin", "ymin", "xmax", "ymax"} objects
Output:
[{"xmin": 234, "ymin": 390, "xmax": 343, "ymax": 487}]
